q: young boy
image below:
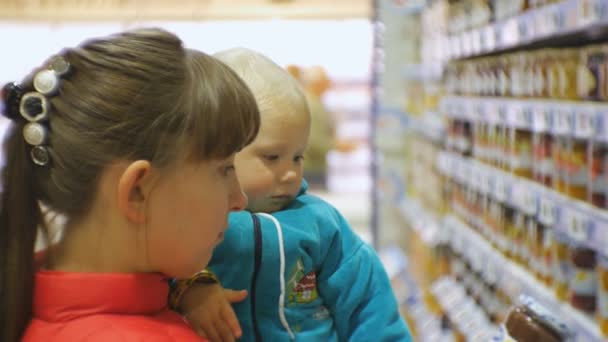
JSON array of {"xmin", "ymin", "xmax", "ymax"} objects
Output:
[{"xmin": 177, "ymin": 48, "xmax": 412, "ymax": 342}]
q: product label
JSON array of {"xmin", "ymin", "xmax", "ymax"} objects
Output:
[
  {"xmin": 570, "ymin": 268, "xmax": 598, "ymax": 296},
  {"xmin": 599, "ymin": 288, "xmax": 608, "ymax": 318},
  {"xmin": 554, "ymin": 260, "xmax": 570, "ymax": 284},
  {"xmin": 495, "ymin": 326, "xmax": 518, "ymax": 342}
]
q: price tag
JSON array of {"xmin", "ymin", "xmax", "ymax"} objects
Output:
[
  {"xmin": 523, "ymin": 184, "xmax": 538, "ymax": 216},
  {"xmin": 461, "ymin": 31, "xmax": 472, "ymax": 57},
  {"xmin": 523, "ymin": 104, "xmax": 534, "ymax": 129},
  {"xmin": 485, "ymin": 169, "xmax": 494, "ymax": 195},
  {"xmin": 508, "ymin": 102, "xmax": 522, "ymax": 128},
  {"xmin": 517, "ymin": 14, "xmax": 531, "ymax": 42},
  {"xmin": 553, "ymin": 106, "xmax": 573, "ymax": 135},
  {"xmin": 566, "ymin": 206, "xmax": 590, "ymax": 243},
  {"xmin": 596, "ymin": 105, "xmax": 608, "ymax": 142},
  {"xmin": 479, "ymin": 167, "xmax": 488, "ymax": 195},
  {"xmin": 498, "ymin": 101, "xmax": 508, "ymax": 125},
  {"xmin": 493, "ymin": 176, "xmax": 504, "ymax": 202},
  {"xmin": 449, "ymin": 36, "xmax": 459, "ymax": 59},
  {"xmin": 539, "ymin": 193, "xmax": 556, "ymax": 226},
  {"xmin": 439, "ymin": 97, "xmax": 448, "ymax": 115},
  {"xmin": 483, "ymin": 25, "xmax": 496, "ymax": 52},
  {"xmin": 510, "ymin": 181, "xmax": 525, "ymax": 210},
  {"xmin": 473, "ymin": 165, "xmax": 482, "ymax": 193},
  {"xmin": 502, "ymin": 18, "xmax": 519, "ymax": 47},
  {"xmin": 575, "ymin": 104, "xmax": 595, "ymax": 138},
  {"xmin": 495, "ymin": 175, "xmax": 510, "ymax": 203},
  {"xmin": 552, "ymin": 5, "xmax": 566, "ymax": 32},
  {"xmin": 583, "ymin": 0, "xmax": 607, "ymax": 24},
  {"xmin": 475, "ymin": 102, "xmax": 486, "ymax": 122},
  {"xmin": 471, "ymin": 29, "xmax": 482, "ymax": 54},
  {"xmin": 592, "ymin": 212, "xmax": 608, "ymax": 251},
  {"xmin": 533, "ymin": 6, "xmax": 546, "ymax": 36},
  {"xmin": 532, "ymin": 103, "xmax": 547, "ymax": 132}
]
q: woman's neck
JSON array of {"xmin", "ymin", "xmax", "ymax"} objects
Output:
[{"xmin": 49, "ymin": 210, "xmax": 144, "ymax": 273}]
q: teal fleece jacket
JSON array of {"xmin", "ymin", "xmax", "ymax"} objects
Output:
[{"xmin": 208, "ymin": 181, "xmax": 412, "ymax": 341}]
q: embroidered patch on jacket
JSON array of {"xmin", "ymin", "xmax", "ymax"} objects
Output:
[{"xmin": 287, "ymin": 259, "xmax": 318, "ymax": 305}]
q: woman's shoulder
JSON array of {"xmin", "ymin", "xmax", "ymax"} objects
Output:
[{"xmin": 23, "ymin": 311, "xmax": 206, "ymax": 342}]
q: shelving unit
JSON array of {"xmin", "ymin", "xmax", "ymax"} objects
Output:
[
  {"xmin": 445, "ymin": 0, "xmax": 608, "ymax": 60},
  {"xmin": 373, "ymin": 0, "xmax": 608, "ymax": 340}
]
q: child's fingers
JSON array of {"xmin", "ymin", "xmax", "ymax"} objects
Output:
[
  {"xmin": 214, "ymin": 318, "xmax": 236, "ymax": 342},
  {"xmin": 223, "ymin": 289, "xmax": 248, "ymax": 303},
  {"xmin": 220, "ymin": 305, "xmax": 242, "ymax": 338},
  {"xmin": 200, "ymin": 321, "xmax": 222, "ymax": 342},
  {"xmin": 194, "ymin": 327, "xmax": 208, "ymax": 339}
]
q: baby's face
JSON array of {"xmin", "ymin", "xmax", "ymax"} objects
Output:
[{"xmin": 235, "ymin": 102, "xmax": 310, "ymax": 213}]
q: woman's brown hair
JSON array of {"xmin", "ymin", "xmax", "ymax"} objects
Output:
[{"xmin": 0, "ymin": 28, "xmax": 260, "ymax": 341}]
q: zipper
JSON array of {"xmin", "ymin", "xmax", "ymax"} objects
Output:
[{"xmin": 251, "ymin": 213, "xmax": 263, "ymax": 342}]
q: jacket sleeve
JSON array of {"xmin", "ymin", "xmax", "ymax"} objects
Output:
[{"xmin": 315, "ymin": 209, "xmax": 413, "ymax": 342}]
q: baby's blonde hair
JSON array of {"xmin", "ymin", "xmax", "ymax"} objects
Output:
[{"xmin": 214, "ymin": 48, "xmax": 309, "ymax": 117}]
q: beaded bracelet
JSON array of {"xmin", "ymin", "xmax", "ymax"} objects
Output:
[{"xmin": 168, "ymin": 269, "xmax": 220, "ymax": 312}]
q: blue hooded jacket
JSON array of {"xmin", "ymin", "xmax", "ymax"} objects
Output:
[{"xmin": 208, "ymin": 181, "xmax": 412, "ymax": 341}]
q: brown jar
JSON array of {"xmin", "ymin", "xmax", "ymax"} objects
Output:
[
  {"xmin": 598, "ymin": 254, "xmax": 608, "ymax": 337},
  {"xmin": 533, "ymin": 132, "xmax": 554, "ymax": 187},
  {"xmin": 540, "ymin": 224, "xmax": 554, "ymax": 286},
  {"xmin": 504, "ymin": 302, "xmax": 571, "ymax": 342},
  {"xmin": 569, "ymin": 246, "xmax": 597, "ymax": 314},
  {"xmin": 553, "ymin": 232, "xmax": 571, "ymax": 301},
  {"xmin": 511, "ymin": 128, "xmax": 534, "ymax": 179},
  {"xmin": 565, "ymin": 137, "xmax": 589, "ymax": 201},
  {"xmin": 590, "ymin": 140, "xmax": 608, "ymax": 208},
  {"xmin": 578, "ymin": 46, "xmax": 606, "ymax": 101}
]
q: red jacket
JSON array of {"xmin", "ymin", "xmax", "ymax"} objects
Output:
[{"xmin": 23, "ymin": 271, "xmax": 207, "ymax": 341}]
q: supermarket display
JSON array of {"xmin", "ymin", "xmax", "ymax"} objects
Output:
[{"xmin": 374, "ymin": 0, "xmax": 608, "ymax": 341}]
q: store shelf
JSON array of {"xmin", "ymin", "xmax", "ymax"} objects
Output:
[
  {"xmin": 400, "ymin": 198, "xmax": 603, "ymax": 340},
  {"xmin": 402, "ymin": 62, "xmax": 444, "ymax": 82},
  {"xmin": 446, "ymin": 0, "xmax": 608, "ymax": 60},
  {"xmin": 444, "ymin": 214, "xmax": 603, "ymax": 342},
  {"xmin": 438, "ymin": 151, "xmax": 608, "ymax": 253},
  {"xmin": 441, "ymin": 96, "xmax": 608, "ymax": 142},
  {"xmin": 431, "ymin": 277, "xmax": 499, "ymax": 341},
  {"xmin": 379, "ymin": 245, "xmax": 455, "ymax": 342},
  {"xmin": 409, "ymin": 113, "xmax": 446, "ymax": 144}
]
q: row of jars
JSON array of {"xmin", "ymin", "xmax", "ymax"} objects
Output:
[
  {"xmin": 447, "ymin": 118, "xmax": 608, "ymax": 210},
  {"xmin": 445, "ymin": 45, "xmax": 608, "ymax": 101},
  {"xmin": 447, "ymin": 0, "xmax": 561, "ymax": 35},
  {"xmin": 447, "ymin": 175, "xmax": 608, "ymax": 336}
]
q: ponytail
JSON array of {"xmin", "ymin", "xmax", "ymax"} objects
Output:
[{"xmin": 0, "ymin": 122, "xmax": 44, "ymax": 341}]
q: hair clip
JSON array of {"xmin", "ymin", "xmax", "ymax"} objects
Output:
[
  {"xmin": 23, "ymin": 122, "xmax": 48, "ymax": 146},
  {"xmin": 34, "ymin": 70, "xmax": 61, "ymax": 96},
  {"xmin": 19, "ymin": 92, "xmax": 49, "ymax": 122},
  {"xmin": 33, "ymin": 56, "xmax": 71, "ymax": 96},
  {"xmin": 49, "ymin": 56, "xmax": 70, "ymax": 76},
  {"xmin": 30, "ymin": 145, "xmax": 50, "ymax": 166},
  {"xmin": 1, "ymin": 82, "xmax": 24, "ymax": 121}
]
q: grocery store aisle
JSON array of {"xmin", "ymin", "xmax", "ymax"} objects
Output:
[{"xmin": 312, "ymin": 189, "xmax": 372, "ymax": 245}]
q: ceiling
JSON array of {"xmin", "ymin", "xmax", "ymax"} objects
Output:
[{"xmin": 0, "ymin": 0, "xmax": 372, "ymax": 20}]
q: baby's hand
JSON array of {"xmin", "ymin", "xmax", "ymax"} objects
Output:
[{"xmin": 180, "ymin": 283, "xmax": 248, "ymax": 342}]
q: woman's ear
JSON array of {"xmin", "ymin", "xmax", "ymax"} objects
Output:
[{"xmin": 117, "ymin": 160, "xmax": 152, "ymax": 224}]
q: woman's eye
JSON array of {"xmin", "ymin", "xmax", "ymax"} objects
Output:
[
  {"xmin": 223, "ymin": 165, "xmax": 235, "ymax": 176},
  {"xmin": 294, "ymin": 155, "xmax": 304, "ymax": 162}
]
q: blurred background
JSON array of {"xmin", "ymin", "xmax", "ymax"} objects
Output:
[
  {"xmin": 0, "ymin": 0, "xmax": 376, "ymax": 241},
  {"xmin": 10, "ymin": 1, "xmax": 608, "ymax": 340}
]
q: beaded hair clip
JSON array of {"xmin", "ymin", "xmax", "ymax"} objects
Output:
[{"xmin": 1, "ymin": 56, "xmax": 71, "ymax": 166}]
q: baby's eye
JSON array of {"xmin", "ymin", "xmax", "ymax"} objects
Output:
[{"xmin": 264, "ymin": 155, "xmax": 279, "ymax": 162}]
